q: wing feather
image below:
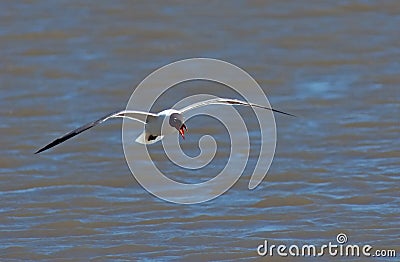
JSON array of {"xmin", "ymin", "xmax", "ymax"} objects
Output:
[
  {"xmin": 35, "ymin": 110, "xmax": 156, "ymax": 154},
  {"xmin": 179, "ymin": 97, "xmax": 295, "ymax": 117}
]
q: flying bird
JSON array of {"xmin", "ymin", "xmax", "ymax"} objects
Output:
[{"xmin": 35, "ymin": 97, "xmax": 295, "ymax": 154}]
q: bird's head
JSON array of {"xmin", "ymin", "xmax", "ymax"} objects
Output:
[{"xmin": 169, "ymin": 113, "xmax": 187, "ymax": 139}]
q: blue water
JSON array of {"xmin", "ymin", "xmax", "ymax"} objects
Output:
[{"xmin": 1, "ymin": 1, "xmax": 399, "ymax": 261}]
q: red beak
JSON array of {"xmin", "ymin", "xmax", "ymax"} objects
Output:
[{"xmin": 179, "ymin": 124, "xmax": 187, "ymax": 139}]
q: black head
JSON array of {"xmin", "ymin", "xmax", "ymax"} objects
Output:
[{"xmin": 169, "ymin": 113, "xmax": 187, "ymax": 139}]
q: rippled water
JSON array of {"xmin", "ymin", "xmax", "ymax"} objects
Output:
[{"xmin": 1, "ymin": 1, "xmax": 399, "ymax": 261}]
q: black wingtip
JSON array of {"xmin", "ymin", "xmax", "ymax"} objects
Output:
[
  {"xmin": 273, "ymin": 109, "xmax": 297, "ymax": 117},
  {"xmin": 33, "ymin": 111, "xmax": 121, "ymax": 155},
  {"xmin": 34, "ymin": 146, "xmax": 49, "ymax": 154},
  {"xmin": 244, "ymin": 102, "xmax": 296, "ymax": 117},
  {"xmin": 34, "ymin": 149, "xmax": 42, "ymax": 154}
]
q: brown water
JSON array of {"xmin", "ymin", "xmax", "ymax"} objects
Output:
[{"xmin": 1, "ymin": 1, "xmax": 399, "ymax": 261}]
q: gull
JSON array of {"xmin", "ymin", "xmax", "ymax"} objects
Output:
[{"xmin": 35, "ymin": 97, "xmax": 295, "ymax": 154}]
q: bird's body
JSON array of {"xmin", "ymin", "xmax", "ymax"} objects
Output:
[
  {"xmin": 35, "ymin": 97, "xmax": 294, "ymax": 154},
  {"xmin": 135, "ymin": 109, "xmax": 183, "ymax": 144}
]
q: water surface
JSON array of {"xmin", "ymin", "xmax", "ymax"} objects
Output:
[{"xmin": 1, "ymin": 1, "xmax": 399, "ymax": 261}]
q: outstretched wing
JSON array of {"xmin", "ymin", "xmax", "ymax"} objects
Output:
[
  {"xmin": 178, "ymin": 97, "xmax": 295, "ymax": 117},
  {"xmin": 35, "ymin": 110, "xmax": 157, "ymax": 154}
]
